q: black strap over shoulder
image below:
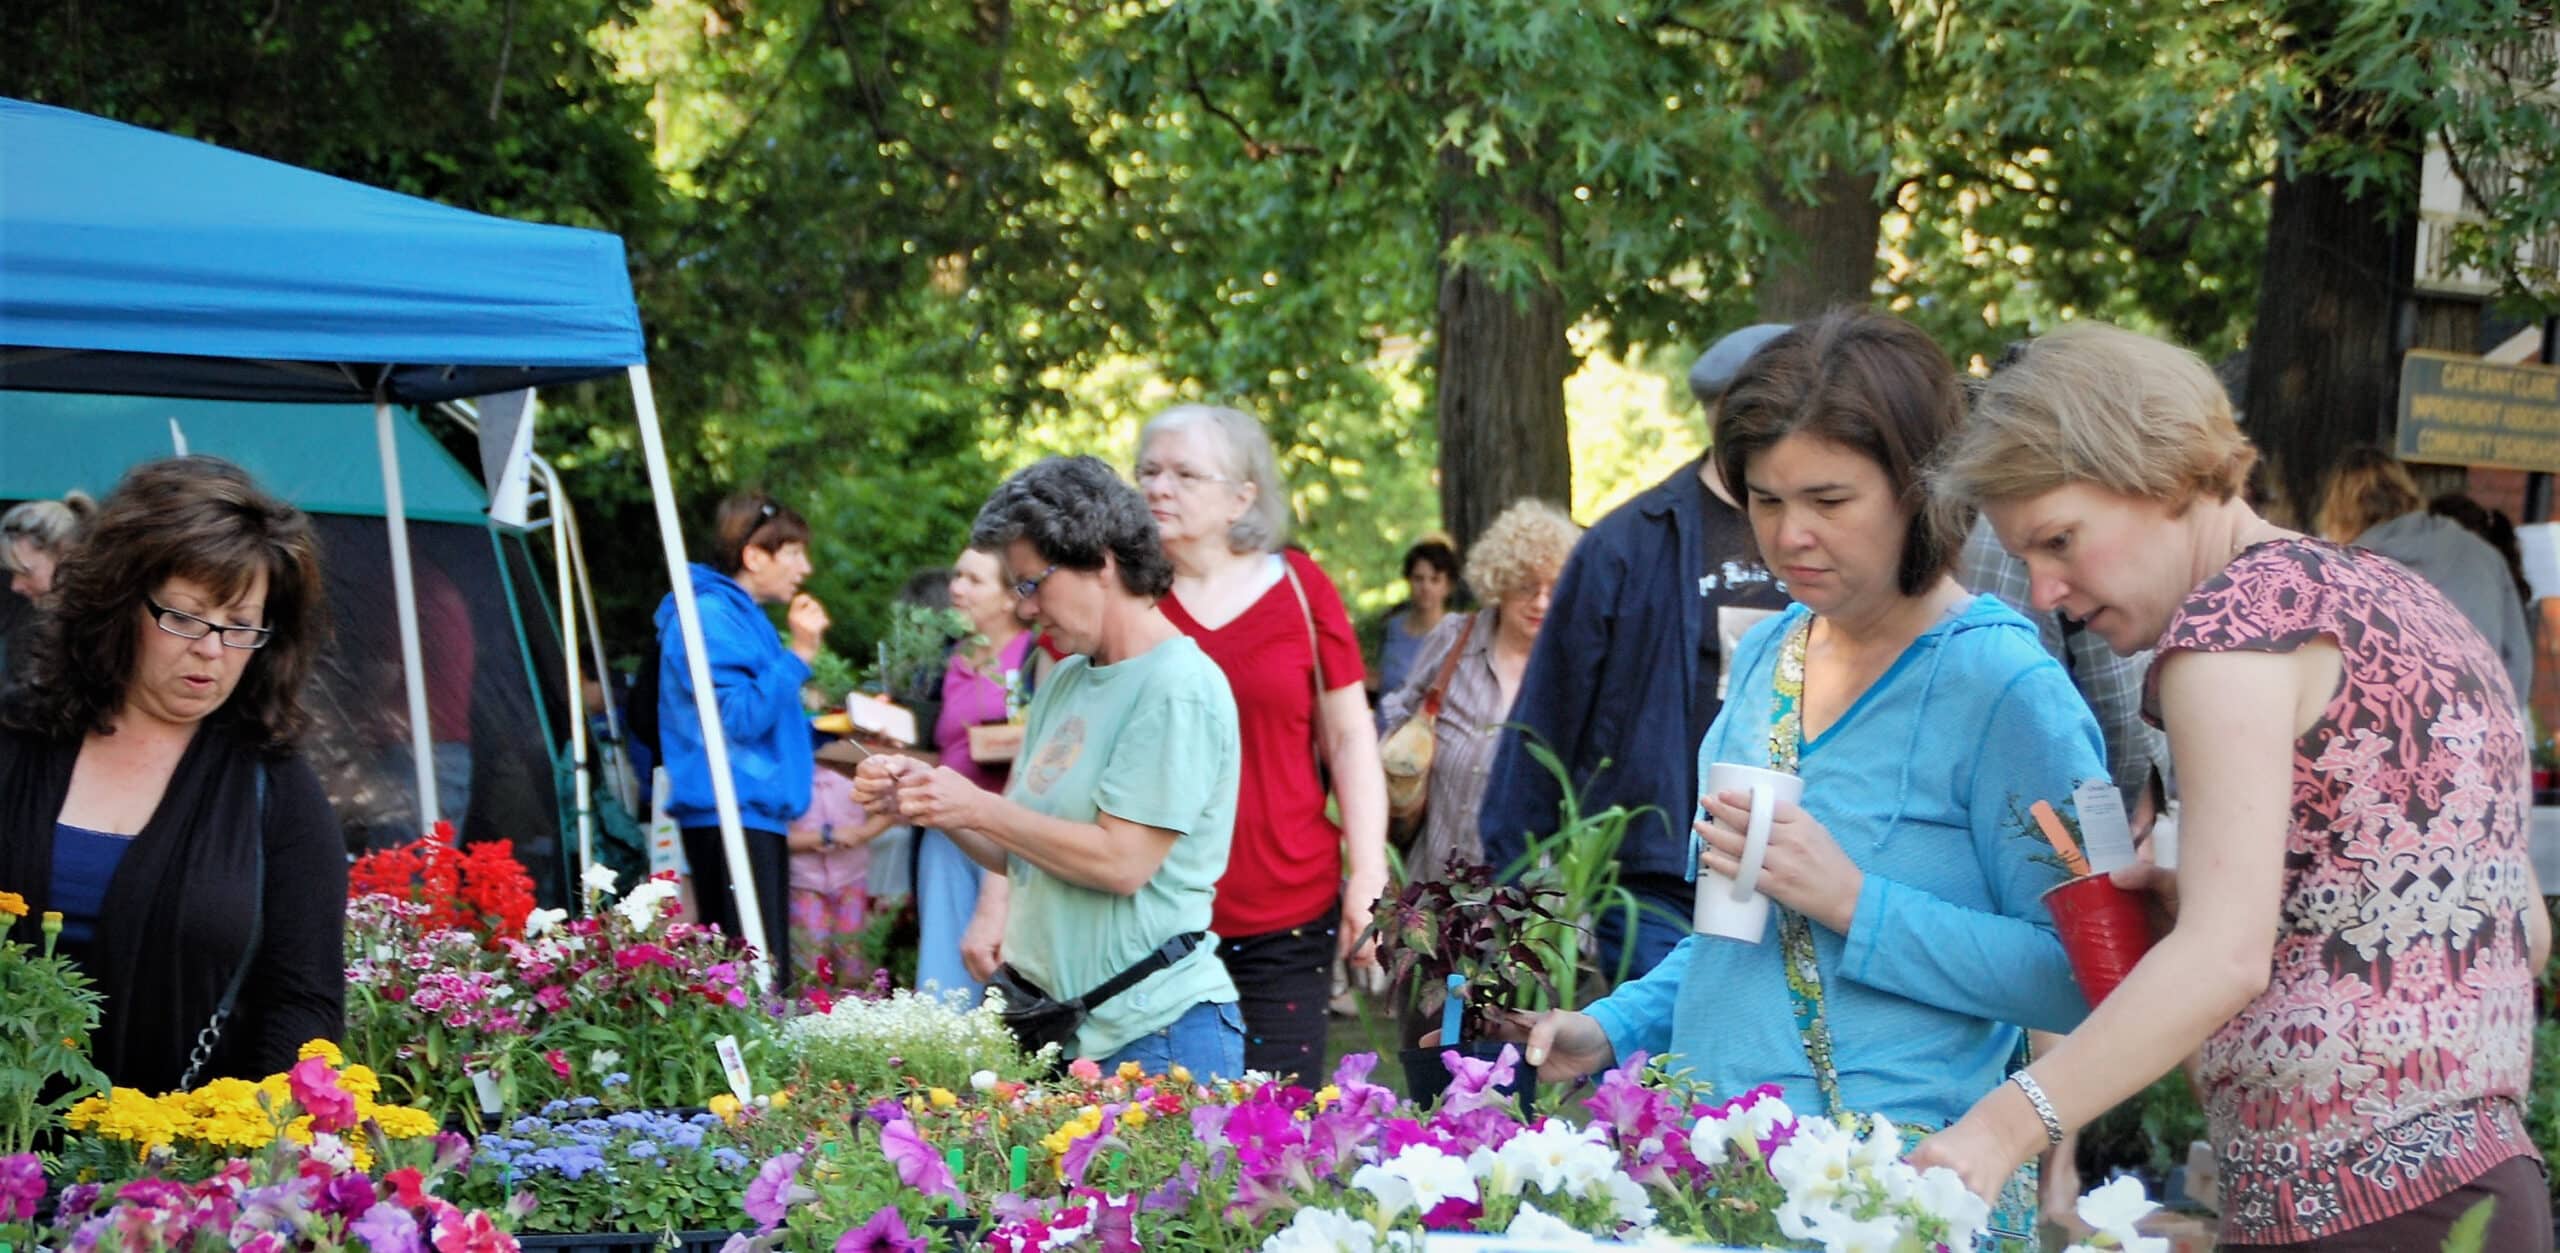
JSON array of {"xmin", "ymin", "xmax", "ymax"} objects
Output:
[{"xmin": 1080, "ymin": 930, "xmax": 1205, "ymax": 1014}]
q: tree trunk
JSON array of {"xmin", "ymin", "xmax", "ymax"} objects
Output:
[
  {"xmin": 1756, "ymin": 163, "xmax": 1883, "ymax": 322},
  {"xmin": 2244, "ymin": 161, "xmax": 2417, "ymax": 527},
  {"xmin": 1434, "ymin": 150, "xmax": 1571, "ymax": 550}
]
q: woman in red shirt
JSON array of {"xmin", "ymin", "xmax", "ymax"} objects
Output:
[{"xmin": 1140, "ymin": 404, "xmax": 1390, "ymax": 1079}]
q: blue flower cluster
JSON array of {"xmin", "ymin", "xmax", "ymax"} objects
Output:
[{"xmin": 474, "ymin": 1106, "xmax": 730, "ymax": 1184}]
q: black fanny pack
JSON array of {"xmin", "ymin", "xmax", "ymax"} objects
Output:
[{"xmin": 988, "ymin": 931, "xmax": 1205, "ymax": 1061}]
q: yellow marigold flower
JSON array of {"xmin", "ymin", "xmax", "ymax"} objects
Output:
[
  {"xmin": 369, "ymin": 1105, "xmax": 438, "ymax": 1140},
  {"xmin": 927, "ymin": 1088, "xmax": 957, "ymax": 1110},
  {"xmin": 296, "ymin": 1039, "xmax": 346, "ymax": 1067},
  {"xmin": 284, "ymin": 1114, "xmax": 314, "ymax": 1146},
  {"xmin": 338, "ymin": 1065, "xmax": 382, "ymax": 1101},
  {"xmin": 1115, "ymin": 1061, "xmax": 1143, "ymax": 1083},
  {"xmin": 708, "ymin": 1093, "xmax": 741, "ymax": 1123},
  {"xmin": 65, "ymin": 1089, "xmax": 183, "ymax": 1154},
  {"xmin": 1166, "ymin": 1065, "xmax": 1192, "ymax": 1085},
  {"xmin": 0, "ymin": 891, "xmax": 27, "ymax": 918}
]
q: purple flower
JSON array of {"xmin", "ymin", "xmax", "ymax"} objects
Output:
[
  {"xmin": 318, "ymin": 1171, "xmax": 379, "ymax": 1221},
  {"xmin": 1059, "ymin": 1109, "xmax": 1119, "ymax": 1187},
  {"xmin": 878, "ymin": 1119, "xmax": 960, "ymax": 1199},
  {"xmin": 431, "ymin": 1132, "xmax": 473, "ymax": 1174},
  {"xmin": 1139, "ymin": 1161, "xmax": 1199, "ymax": 1214},
  {"xmin": 1070, "ymin": 1188, "xmax": 1141, "ymax": 1253},
  {"xmin": 834, "ymin": 1207, "xmax": 928, "ymax": 1253},
  {"xmin": 57, "ymin": 1181, "xmax": 104, "ymax": 1221},
  {"xmin": 0, "ymin": 1153, "xmax": 45, "ymax": 1222},
  {"xmin": 863, "ymin": 1097, "xmax": 906, "ymax": 1127},
  {"xmin": 1327, "ymin": 1052, "xmax": 1399, "ymax": 1120},
  {"xmin": 350, "ymin": 1201, "xmax": 424, "ymax": 1253},
  {"xmin": 743, "ymin": 1151, "xmax": 804, "ymax": 1231},
  {"xmin": 1438, "ymin": 1044, "xmax": 1517, "ymax": 1115}
]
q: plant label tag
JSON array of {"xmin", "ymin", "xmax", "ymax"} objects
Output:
[
  {"xmin": 2073, "ymin": 779, "xmax": 2135, "ymax": 875},
  {"xmin": 716, "ymin": 1034, "xmax": 753, "ymax": 1105},
  {"xmin": 470, "ymin": 1071, "xmax": 503, "ymax": 1116}
]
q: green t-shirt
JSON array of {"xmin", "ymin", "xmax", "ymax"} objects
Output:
[{"xmin": 1001, "ymin": 634, "xmax": 1241, "ymax": 1058}]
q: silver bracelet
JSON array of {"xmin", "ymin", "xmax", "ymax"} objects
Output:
[{"xmin": 2009, "ymin": 1072, "xmax": 2065, "ymax": 1146}]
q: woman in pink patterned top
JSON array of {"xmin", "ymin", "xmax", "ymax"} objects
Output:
[{"xmin": 1916, "ymin": 323, "xmax": 2551, "ymax": 1250}]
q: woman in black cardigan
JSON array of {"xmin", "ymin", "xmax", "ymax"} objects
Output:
[{"xmin": 0, "ymin": 456, "xmax": 345, "ymax": 1094}]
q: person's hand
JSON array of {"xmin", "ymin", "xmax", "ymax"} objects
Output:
[
  {"xmin": 787, "ymin": 593, "xmax": 830, "ymax": 663},
  {"xmin": 2038, "ymin": 1130, "xmax": 2085, "ymax": 1232},
  {"xmin": 1427, "ymin": 1008, "xmax": 1614, "ymax": 1084},
  {"xmin": 849, "ymin": 754, "xmax": 913, "ymax": 814},
  {"xmin": 2129, "ymin": 782, "xmax": 2160, "ymax": 845},
  {"xmin": 1698, "ymin": 791, "xmax": 1863, "ymax": 933},
  {"xmin": 1338, "ymin": 862, "xmax": 1390, "ymax": 971},
  {"xmin": 961, "ymin": 904, "xmax": 1006, "ymax": 982},
  {"xmin": 1911, "ymin": 1086, "xmax": 2049, "ymax": 1203},
  {"xmin": 892, "ymin": 765, "xmax": 992, "ymax": 833},
  {"xmin": 785, "ymin": 828, "xmax": 825, "ymax": 853}
]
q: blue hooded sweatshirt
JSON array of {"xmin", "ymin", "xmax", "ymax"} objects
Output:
[
  {"xmin": 1585, "ymin": 595, "xmax": 2099, "ymax": 1131},
  {"xmin": 653, "ymin": 563, "xmax": 813, "ymax": 832}
]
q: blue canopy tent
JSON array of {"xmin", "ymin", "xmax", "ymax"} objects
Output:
[{"xmin": 0, "ymin": 98, "xmax": 772, "ymax": 962}]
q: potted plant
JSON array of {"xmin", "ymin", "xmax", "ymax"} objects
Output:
[
  {"xmin": 0, "ymin": 893, "xmax": 107, "ymax": 1156},
  {"xmin": 455, "ymin": 1103, "xmax": 756, "ymax": 1251},
  {"xmin": 1360, "ymin": 860, "xmax": 1575, "ymax": 1107}
]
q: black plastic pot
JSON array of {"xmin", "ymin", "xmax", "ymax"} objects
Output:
[{"xmin": 1397, "ymin": 1040, "xmax": 1534, "ymax": 1113}]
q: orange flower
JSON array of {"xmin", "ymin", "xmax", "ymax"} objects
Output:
[{"xmin": 0, "ymin": 891, "xmax": 26, "ymax": 918}]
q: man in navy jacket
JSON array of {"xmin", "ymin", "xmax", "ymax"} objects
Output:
[{"xmin": 1477, "ymin": 324, "xmax": 1791, "ymax": 984}]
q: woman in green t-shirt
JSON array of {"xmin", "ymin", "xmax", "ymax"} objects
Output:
[{"xmin": 853, "ymin": 456, "xmax": 1247, "ymax": 1076}]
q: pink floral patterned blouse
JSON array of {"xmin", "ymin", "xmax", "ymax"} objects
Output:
[{"xmin": 2149, "ymin": 539, "xmax": 2542, "ymax": 1244}]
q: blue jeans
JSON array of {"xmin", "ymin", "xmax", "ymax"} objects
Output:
[
  {"xmin": 913, "ymin": 829, "xmax": 986, "ymax": 1004},
  {"xmin": 1097, "ymin": 1000, "xmax": 1245, "ymax": 1080},
  {"xmin": 1590, "ymin": 874, "xmax": 1694, "ymax": 988}
]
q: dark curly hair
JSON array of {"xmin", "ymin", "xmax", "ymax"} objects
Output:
[
  {"xmin": 3, "ymin": 456, "xmax": 328, "ymax": 750},
  {"xmin": 970, "ymin": 457, "xmax": 1174, "ymax": 598}
]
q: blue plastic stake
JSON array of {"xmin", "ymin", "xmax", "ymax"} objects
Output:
[{"xmin": 1440, "ymin": 974, "xmax": 1466, "ymax": 1043}]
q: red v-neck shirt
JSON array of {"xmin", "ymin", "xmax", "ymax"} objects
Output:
[{"xmin": 1161, "ymin": 549, "xmax": 1367, "ymax": 938}]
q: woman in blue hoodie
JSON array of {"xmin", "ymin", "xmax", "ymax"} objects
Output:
[
  {"xmin": 656, "ymin": 492, "xmax": 829, "ymax": 982},
  {"xmin": 1490, "ymin": 310, "xmax": 2100, "ymax": 1241}
]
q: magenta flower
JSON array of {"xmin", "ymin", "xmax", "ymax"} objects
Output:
[
  {"xmin": 287, "ymin": 1056, "xmax": 360, "ymax": 1133},
  {"xmin": 834, "ymin": 1208, "xmax": 928, "ymax": 1253},
  {"xmin": 0, "ymin": 1153, "xmax": 45, "ymax": 1222},
  {"xmin": 879, "ymin": 1120, "xmax": 960, "ymax": 1199},
  {"xmin": 1437, "ymin": 1044, "xmax": 1517, "ymax": 1115},
  {"xmin": 743, "ymin": 1151, "xmax": 805, "ymax": 1231},
  {"xmin": 1069, "ymin": 1188, "xmax": 1141, "ymax": 1253}
]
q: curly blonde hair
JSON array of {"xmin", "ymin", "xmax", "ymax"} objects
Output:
[{"xmin": 1464, "ymin": 500, "xmax": 1582, "ymax": 602}]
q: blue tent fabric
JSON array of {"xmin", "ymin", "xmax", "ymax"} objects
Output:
[{"xmin": 0, "ymin": 98, "xmax": 644, "ymax": 404}]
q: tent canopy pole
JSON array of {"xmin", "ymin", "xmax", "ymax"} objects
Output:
[
  {"xmin": 374, "ymin": 399, "xmax": 440, "ymax": 835},
  {"xmin": 627, "ymin": 365, "xmax": 769, "ymax": 987}
]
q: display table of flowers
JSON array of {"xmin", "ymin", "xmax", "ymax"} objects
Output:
[{"xmin": 0, "ymin": 835, "xmax": 2211, "ymax": 1253}]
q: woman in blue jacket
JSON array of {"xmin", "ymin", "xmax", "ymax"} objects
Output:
[
  {"xmin": 656, "ymin": 492, "xmax": 829, "ymax": 982},
  {"xmin": 1488, "ymin": 310, "xmax": 2099, "ymax": 1244}
]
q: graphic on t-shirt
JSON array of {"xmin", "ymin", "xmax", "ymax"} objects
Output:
[{"xmin": 1023, "ymin": 715, "xmax": 1085, "ymax": 796}]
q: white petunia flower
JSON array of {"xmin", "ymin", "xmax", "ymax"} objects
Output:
[
  {"xmin": 581, "ymin": 863, "xmax": 620, "ymax": 897},
  {"xmin": 1352, "ymin": 1143, "xmax": 1476, "ymax": 1226},
  {"xmin": 1805, "ymin": 1209, "xmax": 1906, "ymax": 1253},
  {"xmin": 1910, "ymin": 1165, "xmax": 1990, "ymax": 1247},
  {"xmin": 1494, "ymin": 1118, "xmax": 1620, "ymax": 1197},
  {"xmin": 1501, "ymin": 1202, "xmax": 1595, "ymax": 1247},
  {"xmin": 524, "ymin": 907, "xmax": 568, "ymax": 938},
  {"xmin": 1688, "ymin": 1113, "xmax": 1732, "ymax": 1167},
  {"xmin": 2076, "ymin": 1175, "xmax": 2161, "ymax": 1240},
  {"xmin": 1260, "ymin": 1205, "xmax": 1376, "ymax": 1253},
  {"xmin": 970, "ymin": 1069, "xmax": 999, "ymax": 1092},
  {"xmin": 1593, "ymin": 1168, "xmax": 1656, "ymax": 1228}
]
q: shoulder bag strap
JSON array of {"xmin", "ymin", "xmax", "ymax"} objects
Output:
[
  {"xmin": 1418, "ymin": 617, "xmax": 1477, "ymax": 722},
  {"xmin": 1079, "ymin": 931, "xmax": 1205, "ymax": 1012},
  {"xmin": 180, "ymin": 763, "xmax": 268, "ymax": 1090},
  {"xmin": 1281, "ymin": 558, "xmax": 1328, "ymax": 767}
]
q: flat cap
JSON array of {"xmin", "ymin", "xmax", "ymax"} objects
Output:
[{"xmin": 1687, "ymin": 323, "xmax": 1792, "ymax": 407}]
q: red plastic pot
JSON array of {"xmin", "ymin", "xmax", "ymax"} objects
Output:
[{"xmin": 2042, "ymin": 874, "xmax": 2155, "ymax": 1006}]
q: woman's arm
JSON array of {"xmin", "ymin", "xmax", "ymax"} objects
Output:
[
  {"xmin": 248, "ymin": 759, "xmax": 351, "ymax": 1070},
  {"xmin": 1323, "ymin": 681, "xmax": 1392, "ymax": 965},
  {"xmin": 1916, "ymin": 645, "xmax": 2305, "ymax": 1196}
]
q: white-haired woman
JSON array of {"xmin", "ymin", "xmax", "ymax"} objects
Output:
[{"xmin": 1139, "ymin": 404, "xmax": 1388, "ymax": 1080}]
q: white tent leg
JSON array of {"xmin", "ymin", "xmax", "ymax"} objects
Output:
[
  {"xmin": 537, "ymin": 456, "xmax": 595, "ymax": 903},
  {"xmin": 376, "ymin": 400, "xmax": 440, "ymax": 835},
  {"xmin": 627, "ymin": 365, "xmax": 769, "ymax": 988},
  {"xmin": 563, "ymin": 500, "xmax": 636, "ymax": 817}
]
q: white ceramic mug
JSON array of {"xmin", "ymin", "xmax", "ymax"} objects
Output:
[{"xmin": 1693, "ymin": 762, "xmax": 1805, "ymax": 942}]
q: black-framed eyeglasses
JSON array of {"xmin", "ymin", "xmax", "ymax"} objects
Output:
[
  {"xmin": 1012, "ymin": 565, "xmax": 1058, "ymax": 600},
  {"xmin": 146, "ymin": 597, "xmax": 273, "ymax": 650}
]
